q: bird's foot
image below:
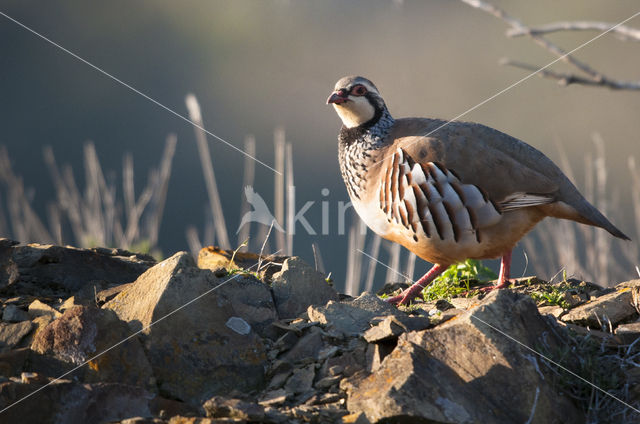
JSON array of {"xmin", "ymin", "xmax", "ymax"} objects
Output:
[{"xmin": 385, "ymin": 286, "xmax": 422, "ymax": 306}]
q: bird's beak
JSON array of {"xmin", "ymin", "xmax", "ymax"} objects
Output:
[{"xmin": 327, "ymin": 91, "xmax": 348, "ymax": 105}]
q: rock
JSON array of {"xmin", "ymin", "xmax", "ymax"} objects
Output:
[
  {"xmin": 284, "ymin": 364, "xmax": 315, "ymax": 395},
  {"xmin": 538, "ymin": 305, "xmax": 565, "ymax": 319},
  {"xmin": 259, "ymin": 388, "xmax": 289, "ymax": 406},
  {"xmin": 282, "ymin": 327, "xmax": 325, "ymax": 363},
  {"xmin": 402, "ymin": 290, "xmax": 582, "ymax": 423},
  {"xmin": 271, "ymin": 257, "xmax": 339, "ymax": 319},
  {"xmin": 197, "ymin": 245, "xmax": 287, "ymax": 280},
  {"xmin": 363, "ymin": 316, "xmax": 406, "ymax": 343},
  {"xmin": 561, "ymin": 287, "xmax": 637, "ymax": 328},
  {"xmin": 307, "ymin": 292, "xmax": 408, "ymax": 337},
  {"xmin": 31, "ymin": 305, "xmax": 154, "ymax": 389},
  {"xmin": 0, "ymin": 380, "xmax": 156, "ymax": 424},
  {"xmin": 94, "ymin": 282, "xmax": 134, "ymax": 306},
  {"xmin": 343, "ymin": 338, "xmax": 499, "ymax": 423},
  {"xmin": 203, "ymin": 396, "xmax": 265, "ymax": 421},
  {"xmin": 0, "ymin": 239, "xmax": 155, "ymax": 297},
  {"xmin": 104, "ymin": 252, "xmax": 272, "ymax": 404},
  {"xmin": 27, "ymin": 299, "xmax": 61, "ymax": 319},
  {"xmin": 2, "ymin": 304, "xmax": 29, "ymax": 322},
  {"xmin": 0, "ymin": 321, "xmax": 32, "ymax": 352},
  {"xmin": 615, "ymin": 321, "xmax": 640, "ymax": 344}
]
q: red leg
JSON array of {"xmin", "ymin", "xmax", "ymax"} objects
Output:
[
  {"xmin": 386, "ymin": 263, "xmax": 448, "ymax": 305},
  {"xmin": 477, "ymin": 250, "xmax": 512, "ymax": 292}
]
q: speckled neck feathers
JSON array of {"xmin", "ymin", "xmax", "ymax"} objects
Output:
[{"xmin": 338, "ymin": 108, "xmax": 395, "ymax": 199}]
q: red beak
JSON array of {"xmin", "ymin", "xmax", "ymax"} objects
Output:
[{"xmin": 327, "ymin": 91, "xmax": 348, "ymax": 105}]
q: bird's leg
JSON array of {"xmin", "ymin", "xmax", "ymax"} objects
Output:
[
  {"xmin": 477, "ymin": 250, "xmax": 512, "ymax": 292},
  {"xmin": 385, "ymin": 263, "xmax": 448, "ymax": 305}
]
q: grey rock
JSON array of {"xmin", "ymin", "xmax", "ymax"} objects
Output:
[
  {"xmin": 0, "ymin": 380, "xmax": 155, "ymax": 424},
  {"xmin": 307, "ymin": 292, "xmax": 407, "ymax": 337},
  {"xmin": 0, "ymin": 239, "xmax": 154, "ymax": 297},
  {"xmin": 284, "ymin": 364, "xmax": 315, "ymax": 395},
  {"xmin": 2, "ymin": 304, "xmax": 29, "ymax": 322},
  {"xmin": 615, "ymin": 321, "xmax": 640, "ymax": 344},
  {"xmin": 104, "ymin": 252, "xmax": 273, "ymax": 403},
  {"xmin": 562, "ymin": 287, "xmax": 637, "ymax": 328},
  {"xmin": 363, "ymin": 316, "xmax": 406, "ymax": 343},
  {"xmin": 31, "ymin": 305, "xmax": 154, "ymax": 389},
  {"xmin": 271, "ymin": 257, "xmax": 339, "ymax": 319},
  {"xmin": 0, "ymin": 321, "xmax": 32, "ymax": 352},
  {"xmin": 344, "ymin": 339, "xmax": 496, "ymax": 423},
  {"xmin": 259, "ymin": 389, "xmax": 289, "ymax": 406},
  {"xmin": 203, "ymin": 396, "xmax": 265, "ymax": 421},
  {"xmin": 403, "ymin": 290, "xmax": 583, "ymax": 423},
  {"xmin": 282, "ymin": 327, "xmax": 325, "ymax": 363}
]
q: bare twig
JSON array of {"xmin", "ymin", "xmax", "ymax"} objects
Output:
[
  {"xmin": 506, "ymin": 21, "xmax": 640, "ymax": 42},
  {"xmin": 500, "ymin": 59, "xmax": 640, "ymax": 90},
  {"xmin": 460, "ymin": 0, "xmax": 640, "ymax": 90}
]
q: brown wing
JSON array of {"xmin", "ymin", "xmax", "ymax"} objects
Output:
[{"xmin": 380, "ymin": 148, "xmax": 510, "ymax": 244}]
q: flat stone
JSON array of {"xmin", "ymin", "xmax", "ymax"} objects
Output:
[
  {"xmin": 561, "ymin": 287, "xmax": 637, "ymax": 328},
  {"xmin": 2, "ymin": 304, "xmax": 29, "ymax": 322},
  {"xmin": 197, "ymin": 246, "xmax": 287, "ymax": 281},
  {"xmin": 615, "ymin": 321, "xmax": 640, "ymax": 344},
  {"xmin": 27, "ymin": 300, "xmax": 61, "ymax": 320},
  {"xmin": 271, "ymin": 257, "xmax": 339, "ymax": 319},
  {"xmin": 363, "ymin": 316, "xmax": 406, "ymax": 343},
  {"xmin": 0, "ymin": 321, "xmax": 32, "ymax": 352},
  {"xmin": 259, "ymin": 389, "xmax": 289, "ymax": 406},
  {"xmin": 538, "ymin": 305, "xmax": 565, "ymax": 319}
]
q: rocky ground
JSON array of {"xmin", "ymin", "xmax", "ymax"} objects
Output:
[{"xmin": 0, "ymin": 238, "xmax": 639, "ymax": 423}]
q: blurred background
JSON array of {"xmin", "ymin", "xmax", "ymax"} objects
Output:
[{"xmin": 1, "ymin": 0, "xmax": 639, "ymax": 292}]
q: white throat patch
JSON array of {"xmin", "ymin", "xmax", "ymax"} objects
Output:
[{"xmin": 333, "ymin": 97, "xmax": 375, "ymax": 128}]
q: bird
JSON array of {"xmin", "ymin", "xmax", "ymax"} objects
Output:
[{"xmin": 327, "ymin": 75, "xmax": 630, "ymax": 305}]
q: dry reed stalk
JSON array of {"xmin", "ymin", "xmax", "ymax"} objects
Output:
[
  {"xmin": 385, "ymin": 242, "xmax": 401, "ymax": 284},
  {"xmin": 238, "ymin": 135, "xmax": 256, "ymax": 250},
  {"xmin": 345, "ymin": 215, "xmax": 367, "ymax": 295},
  {"xmin": 405, "ymin": 252, "xmax": 417, "ymax": 282},
  {"xmin": 0, "ymin": 147, "xmax": 53, "ymax": 243},
  {"xmin": 185, "ymin": 94, "xmax": 230, "ymax": 249},
  {"xmin": 146, "ymin": 134, "xmax": 177, "ymax": 247},
  {"xmin": 185, "ymin": 225, "xmax": 202, "ymax": 258},
  {"xmin": 285, "ymin": 142, "xmax": 294, "ymax": 256},
  {"xmin": 274, "ymin": 127, "xmax": 286, "ymax": 253},
  {"xmin": 364, "ymin": 234, "xmax": 382, "ymax": 292},
  {"xmin": 312, "ymin": 242, "xmax": 326, "ymax": 274}
]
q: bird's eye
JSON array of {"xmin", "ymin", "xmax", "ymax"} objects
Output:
[{"xmin": 351, "ymin": 85, "xmax": 367, "ymax": 96}]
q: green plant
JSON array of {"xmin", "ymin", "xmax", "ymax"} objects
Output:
[{"xmin": 422, "ymin": 259, "xmax": 497, "ymax": 301}]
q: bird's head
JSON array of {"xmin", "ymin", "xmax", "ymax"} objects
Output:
[{"xmin": 327, "ymin": 76, "xmax": 387, "ymax": 129}]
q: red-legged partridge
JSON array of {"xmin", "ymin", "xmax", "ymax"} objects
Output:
[{"xmin": 327, "ymin": 75, "xmax": 630, "ymax": 305}]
